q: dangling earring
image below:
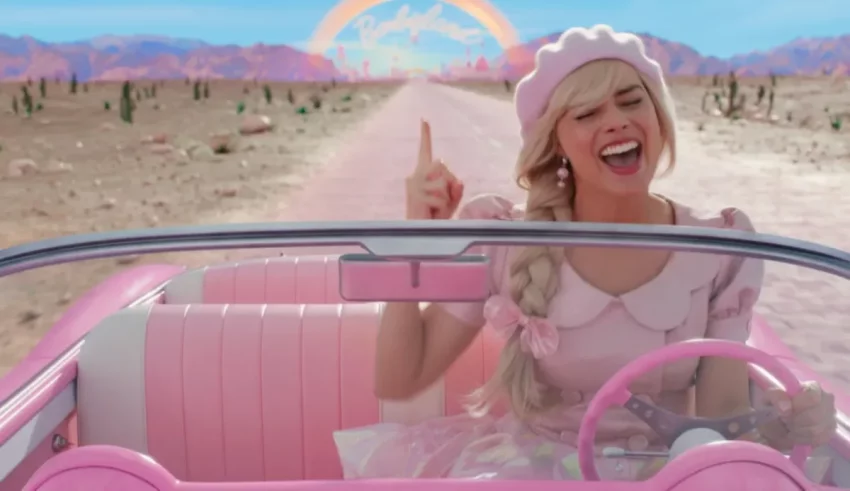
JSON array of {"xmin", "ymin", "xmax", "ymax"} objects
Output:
[{"xmin": 557, "ymin": 156, "xmax": 570, "ymax": 188}]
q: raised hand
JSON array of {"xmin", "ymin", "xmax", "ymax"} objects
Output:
[{"xmin": 404, "ymin": 119, "xmax": 464, "ymax": 220}]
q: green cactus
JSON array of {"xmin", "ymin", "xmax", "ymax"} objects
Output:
[
  {"xmin": 39, "ymin": 77, "xmax": 46, "ymax": 98},
  {"xmin": 193, "ymin": 80, "xmax": 201, "ymax": 101},
  {"xmin": 70, "ymin": 72, "xmax": 78, "ymax": 94},
  {"xmin": 236, "ymin": 101, "xmax": 245, "ymax": 114},
  {"xmin": 724, "ymin": 72, "xmax": 744, "ymax": 118},
  {"xmin": 104, "ymin": 101, "xmax": 111, "ymax": 111},
  {"xmin": 203, "ymin": 81, "xmax": 210, "ymax": 99},
  {"xmin": 12, "ymin": 95, "xmax": 18, "ymax": 115},
  {"xmin": 265, "ymin": 85, "xmax": 274, "ymax": 104},
  {"xmin": 21, "ymin": 86, "xmax": 33, "ymax": 116},
  {"xmin": 120, "ymin": 81, "xmax": 134, "ymax": 124}
]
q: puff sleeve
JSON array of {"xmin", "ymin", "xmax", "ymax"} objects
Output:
[
  {"xmin": 706, "ymin": 208, "xmax": 765, "ymax": 342},
  {"xmin": 434, "ymin": 194, "xmax": 520, "ymax": 328}
]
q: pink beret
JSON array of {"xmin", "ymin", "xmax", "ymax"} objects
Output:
[{"xmin": 514, "ymin": 24, "xmax": 668, "ymax": 143}]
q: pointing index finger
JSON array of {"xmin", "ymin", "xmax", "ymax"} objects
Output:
[{"xmin": 418, "ymin": 118, "xmax": 432, "ymax": 172}]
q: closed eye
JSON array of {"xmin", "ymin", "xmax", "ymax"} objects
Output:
[{"xmin": 622, "ymin": 98, "xmax": 643, "ymax": 107}]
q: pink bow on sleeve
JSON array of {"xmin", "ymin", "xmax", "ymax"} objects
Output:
[{"xmin": 483, "ymin": 295, "xmax": 559, "ymax": 359}]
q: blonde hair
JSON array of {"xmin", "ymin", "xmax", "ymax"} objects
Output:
[{"xmin": 470, "ymin": 59, "xmax": 678, "ymax": 420}]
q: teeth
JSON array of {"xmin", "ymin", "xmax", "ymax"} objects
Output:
[{"xmin": 600, "ymin": 141, "xmax": 639, "ymax": 156}]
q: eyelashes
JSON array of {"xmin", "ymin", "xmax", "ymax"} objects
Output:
[{"xmin": 574, "ymin": 98, "xmax": 644, "ymax": 121}]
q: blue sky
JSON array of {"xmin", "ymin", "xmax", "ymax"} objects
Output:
[{"xmin": 1, "ymin": 0, "xmax": 848, "ymax": 75}]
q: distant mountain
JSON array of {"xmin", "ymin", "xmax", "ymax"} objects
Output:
[
  {"xmin": 2, "ymin": 32, "xmax": 847, "ymax": 82},
  {"xmin": 0, "ymin": 34, "xmax": 341, "ymax": 81},
  {"xmin": 494, "ymin": 32, "xmax": 850, "ymax": 78}
]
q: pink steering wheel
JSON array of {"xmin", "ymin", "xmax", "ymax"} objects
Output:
[{"xmin": 576, "ymin": 339, "xmax": 811, "ymax": 481}]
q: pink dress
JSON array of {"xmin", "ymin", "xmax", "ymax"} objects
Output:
[{"xmin": 332, "ymin": 194, "xmax": 799, "ymax": 481}]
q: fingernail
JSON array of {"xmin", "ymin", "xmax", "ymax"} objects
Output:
[{"xmin": 778, "ymin": 400, "xmax": 792, "ymax": 413}]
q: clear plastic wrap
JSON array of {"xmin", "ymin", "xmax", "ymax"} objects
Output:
[{"xmin": 333, "ymin": 413, "xmax": 656, "ymax": 480}]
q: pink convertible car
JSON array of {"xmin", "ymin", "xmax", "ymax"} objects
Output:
[{"xmin": 0, "ymin": 220, "xmax": 847, "ymax": 490}]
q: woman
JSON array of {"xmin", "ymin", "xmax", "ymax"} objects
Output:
[{"xmin": 334, "ymin": 25, "xmax": 836, "ymax": 481}]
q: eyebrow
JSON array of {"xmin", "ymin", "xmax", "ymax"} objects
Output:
[{"xmin": 615, "ymin": 84, "xmax": 643, "ymax": 96}]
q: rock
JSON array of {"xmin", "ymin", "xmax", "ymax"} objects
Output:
[
  {"xmin": 145, "ymin": 214, "xmax": 160, "ymax": 226},
  {"xmin": 19, "ymin": 310, "xmax": 41, "ymax": 324},
  {"xmin": 239, "ymin": 114, "xmax": 273, "ymax": 135},
  {"xmin": 182, "ymin": 139, "xmax": 215, "ymax": 161},
  {"xmin": 215, "ymin": 187, "xmax": 238, "ymax": 198},
  {"xmin": 142, "ymin": 133, "xmax": 169, "ymax": 144},
  {"xmin": 208, "ymin": 132, "xmax": 237, "ymax": 154},
  {"xmin": 7, "ymin": 158, "xmax": 38, "ymax": 177}
]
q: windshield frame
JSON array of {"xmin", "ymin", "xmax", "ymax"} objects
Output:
[{"xmin": 1, "ymin": 220, "xmax": 849, "ymax": 280}]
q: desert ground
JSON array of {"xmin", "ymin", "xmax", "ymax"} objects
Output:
[
  {"xmin": 0, "ymin": 74, "xmax": 848, "ymax": 395},
  {"xmin": 0, "ymin": 78, "xmax": 400, "ymax": 373}
]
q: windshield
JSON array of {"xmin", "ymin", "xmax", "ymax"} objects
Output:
[{"xmin": 0, "ymin": 0, "xmax": 848, "ymax": 485}]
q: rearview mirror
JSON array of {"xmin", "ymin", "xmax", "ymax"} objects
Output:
[{"xmin": 338, "ymin": 254, "xmax": 491, "ymax": 302}]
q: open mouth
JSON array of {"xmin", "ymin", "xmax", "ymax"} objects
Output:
[{"xmin": 599, "ymin": 140, "xmax": 643, "ymax": 176}]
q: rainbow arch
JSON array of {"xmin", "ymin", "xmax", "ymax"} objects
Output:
[{"xmin": 308, "ymin": 0, "xmax": 520, "ymax": 54}]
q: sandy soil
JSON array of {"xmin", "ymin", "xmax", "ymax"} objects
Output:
[
  {"xmin": 452, "ymin": 76, "xmax": 850, "ymax": 391},
  {"xmin": 0, "ymin": 79, "xmax": 400, "ymax": 374}
]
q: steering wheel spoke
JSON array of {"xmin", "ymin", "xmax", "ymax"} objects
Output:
[
  {"xmin": 625, "ymin": 395, "xmax": 780, "ymax": 446},
  {"xmin": 708, "ymin": 407, "xmax": 779, "ymax": 440},
  {"xmin": 624, "ymin": 394, "xmax": 689, "ymax": 446}
]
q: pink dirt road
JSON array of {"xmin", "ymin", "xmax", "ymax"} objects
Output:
[{"xmin": 275, "ymin": 81, "xmax": 850, "ymax": 393}]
